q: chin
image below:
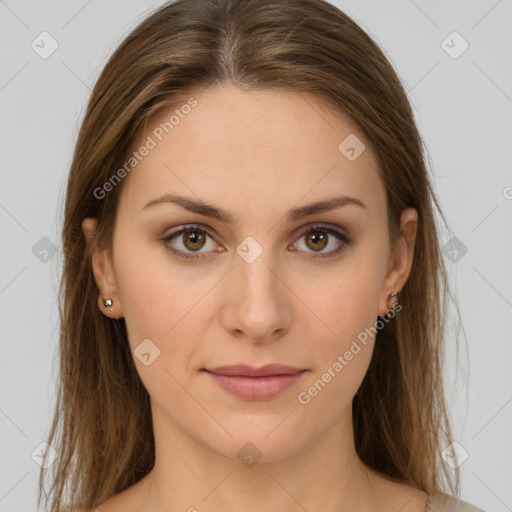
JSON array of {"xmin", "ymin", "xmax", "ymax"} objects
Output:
[{"xmin": 198, "ymin": 417, "xmax": 310, "ymax": 465}]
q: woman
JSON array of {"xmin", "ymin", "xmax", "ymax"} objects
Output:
[{"xmin": 39, "ymin": 0, "xmax": 486, "ymax": 511}]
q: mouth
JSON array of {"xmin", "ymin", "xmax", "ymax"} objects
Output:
[{"xmin": 202, "ymin": 364, "xmax": 308, "ymax": 400}]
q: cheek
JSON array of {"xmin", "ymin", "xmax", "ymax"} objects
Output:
[
  {"xmin": 302, "ymin": 247, "xmax": 387, "ymax": 398},
  {"xmin": 114, "ymin": 254, "xmax": 202, "ymax": 415},
  {"xmin": 296, "ymin": 290, "xmax": 379, "ymax": 426},
  {"xmin": 113, "ymin": 238, "xmax": 218, "ymax": 380},
  {"xmin": 319, "ymin": 259, "xmax": 385, "ymax": 342},
  {"xmin": 112, "ymin": 237, "xmax": 181, "ymax": 355}
]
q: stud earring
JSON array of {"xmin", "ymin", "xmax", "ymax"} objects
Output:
[
  {"xmin": 104, "ymin": 298, "xmax": 113, "ymax": 308},
  {"xmin": 387, "ymin": 291, "xmax": 399, "ymax": 309}
]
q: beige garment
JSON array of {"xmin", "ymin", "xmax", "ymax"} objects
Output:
[{"xmin": 426, "ymin": 492, "xmax": 486, "ymax": 512}]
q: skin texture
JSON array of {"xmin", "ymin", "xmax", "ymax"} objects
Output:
[{"xmin": 82, "ymin": 84, "xmax": 425, "ymax": 512}]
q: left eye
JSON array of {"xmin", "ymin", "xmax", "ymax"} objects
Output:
[
  {"xmin": 161, "ymin": 223, "xmax": 352, "ymax": 261},
  {"xmin": 291, "ymin": 224, "xmax": 352, "ymax": 259}
]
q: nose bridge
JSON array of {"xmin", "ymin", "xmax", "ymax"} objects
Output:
[
  {"xmin": 237, "ymin": 238, "xmax": 281, "ymax": 310},
  {"xmin": 223, "ymin": 235, "xmax": 291, "ymax": 340},
  {"xmin": 240, "ymin": 250, "xmax": 278, "ymax": 298}
]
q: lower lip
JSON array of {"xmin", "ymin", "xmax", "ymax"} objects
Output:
[{"xmin": 204, "ymin": 370, "xmax": 307, "ymax": 400}]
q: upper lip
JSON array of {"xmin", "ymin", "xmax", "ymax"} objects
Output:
[{"xmin": 204, "ymin": 364, "xmax": 306, "ymax": 377}]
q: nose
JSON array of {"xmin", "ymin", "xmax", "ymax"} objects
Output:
[{"xmin": 219, "ymin": 248, "xmax": 293, "ymax": 343}]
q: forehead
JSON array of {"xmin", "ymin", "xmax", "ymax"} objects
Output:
[{"xmin": 119, "ymin": 84, "xmax": 384, "ymax": 218}]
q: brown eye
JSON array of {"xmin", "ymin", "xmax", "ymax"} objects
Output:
[
  {"xmin": 181, "ymin": 229, "xmax": 207, "ymax": 251},
  {"xmin": 292, "ymin": 224, "xmax": 352, "ymax": 259},
  {"xmin": 304, "ymin": 230, "xmax": 328, "ymax": 252},
  {"xmin": 161, "ymin": 225, "xmax": 219, "ymax": 260},
  {"xmin": 161, "ymin": 223, "xmax": 351, "ymax": 262}
]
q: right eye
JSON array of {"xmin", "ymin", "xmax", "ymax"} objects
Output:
[{"xmin": 161, "ymin": 224, "xmax": 223, "ymax": 260}]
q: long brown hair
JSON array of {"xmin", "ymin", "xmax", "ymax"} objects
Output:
[{"xmin": 39, "ymin": 0, "xmax": 462, "ymax": 509}]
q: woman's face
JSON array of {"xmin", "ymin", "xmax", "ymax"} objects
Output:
[{"xmin": 84, "ymin": 84, "xmax": 417, "ymax": 462}]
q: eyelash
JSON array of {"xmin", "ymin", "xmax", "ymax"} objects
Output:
[{"xmin": 160, "ymin": 223, "xmax": 352, "ymax": 261}]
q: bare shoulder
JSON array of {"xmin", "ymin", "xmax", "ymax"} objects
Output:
[
  {"xmin": 63, "ymin": 489, "xmax": 135, "ymax": 512},
  {"xmin": 86, "ymin": 494, "xmax": 126, "ymax": 512},
  {"xmin": 427, "ymin": 492, "xmax": 487, "ymax": 511},
  {"xmin": 86, "ymin": 477, "xmax": 149, "ymax": 512}
]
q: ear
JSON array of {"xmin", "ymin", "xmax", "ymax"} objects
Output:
[
  {"xmin": 378, "ymin": 207, "xmax": 418, "ymax": 316},
  {"xmin": 81, "ymin": 217, "xmax": 123, "ymax": 319}
]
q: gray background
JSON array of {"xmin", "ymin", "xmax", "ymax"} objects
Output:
[{"xmin": 0, "ymin": 1, "xmax": 511, "ymax": 511}]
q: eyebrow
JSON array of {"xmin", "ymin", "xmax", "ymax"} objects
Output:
[{"xmin": 142, "ymin": 193, "xmax": 366, "ymax": 224}]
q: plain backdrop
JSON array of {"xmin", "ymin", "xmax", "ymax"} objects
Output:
[{"xmin": 0, "ymin": 1, "xmax": 511, "ymax": 511}]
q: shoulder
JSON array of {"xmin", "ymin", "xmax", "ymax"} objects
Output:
[
  {"xmin": 64, "ymin": 504, "xmax": 112, "ymax": 512},
  {"xmin": 427, "ymin": 492, "xmax": 487, "ymax": 512},
  {"xmin": 80, "ymin": 479, "xmax": 147, "ymax": 512}
]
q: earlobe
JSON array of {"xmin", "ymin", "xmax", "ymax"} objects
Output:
[
  {"xmin": 81, "ymin": 217, "xmax": 123, "ymax": 319},
  {"xmin": 378, "ymin": 208, "xmax": 418, "ymax": 316}
]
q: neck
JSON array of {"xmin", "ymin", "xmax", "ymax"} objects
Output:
[{"xmin": 137, "ymin": 404, "xmax": 383, "ymax": 512}]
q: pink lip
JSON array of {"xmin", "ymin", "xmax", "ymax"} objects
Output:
[{"xmin": 203, "ymin": 364, "xmax": 307, "ymax": 400}]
